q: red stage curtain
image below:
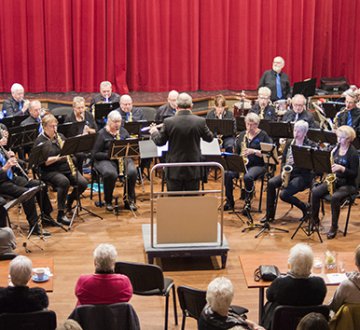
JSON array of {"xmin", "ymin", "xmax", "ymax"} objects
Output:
[{"xmin": 0, "ymin": 0, "xmax": 359, "ymax": 93}]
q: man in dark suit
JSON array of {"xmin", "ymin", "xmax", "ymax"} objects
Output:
[
  {"xmin": 335, "ymin": 91, "xmax": 360, "ymax": 136},
  {"xmin": 155, "ymin": 90, "xmax": 179, "ymax": 121},
  {"xmin": 119, "ymin": 94, "xmax": 145, "ymax": 123},
  {"xmin": 150, "ymin": 93, "xmax": 214, "ymax": 191},
  {"xmin": 20, "ymin": 100, "xmax": 42, "ymax": 127},
  {"xmin": 2, "ymin": 83, "xmax": 30, "ymax": 117},
  {"xmin": 90, "ymin": 81, "xmax": 121, "ymax": 110}
]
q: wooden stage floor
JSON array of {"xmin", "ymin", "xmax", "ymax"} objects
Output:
[{"xmin": 7, "ymin": 172, "xmax": 360, "ymax": 329}]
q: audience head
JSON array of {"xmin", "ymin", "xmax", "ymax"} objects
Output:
[
  {"xmin": 345, "ymin": 92, "xmax": 357, "ymax": 110},
  {"xmin": 73, "ymin": 96, "xmax": 86, "ymax": 118},
  {"xmin": 258, "ymin": 87, "xmax": 271, "ymax": 108},
  {"xmin": 272, "ymin": 56, "xmax": 285, "ymax": 73},
  {"xmin": 167, "ymin": 90, "xmax": 179, "ymax": 109},
  {"xmin": 9, "ymin": 255, "xmax": 32, "ymax": 286},
  {"xmin": 206, "ymin": 277, "xmax": 234, "ymax": 316},
  {"xmin": 296, "ymin": 312, "xmax": 329, "ymax": 330},
  {"xmin": 355, "ymin": 244, "xmax": 360, "ymax": 271},
  {"xmin": 56, "ymin": 319, "xmax": 83, "ymax": 330},
  {"xmin": 293, "ymin": 120, "xmax": 309, "ymax": 140},
  {"xmin": 120, "ymin": 94, "xmax": 133, "ymax": 113},
  {"xmin": 292, "ymin": 94, "xmax": 307, "ymax": 113},
  {"xmin": 29, "ymin": 100, "xmax": 42, "ymax": 119},
  {"xmin": 93, "ymin": 243, "xmax": 117, "ymax": 273},
  {"xmin": 336, "ymin": 125, "xmax": 356, "ymax": 144},
  {"xmin": 100, "ymin": 81, "xmax": 113, "ymax": 99},
  {"xmin": 288, "ymin": 243, "xmax": 314, "ymax": 277},
  {"xmin": 10, "ymin": 83, "xmax": 25, "ymax": 102},
  {"xmin": 176, "ymin": 93, "xmax": 193, "ymax": 110}
]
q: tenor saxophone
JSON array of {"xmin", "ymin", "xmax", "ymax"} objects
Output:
[
  {"xmin": 325, "ymin": 146, "xmax": 337, "ymax": 196},
  {"xmin": 56, "ymin": 133, "xmax": 77, "ymax": 177},
  {"xmin": 281, "ymin": 165, "xmax": 293, "ymax": 188},
  {"xmin": 115, "ymin": 132, "xmax": 124, "ymax": 176},
  {"xmin": 241, "ymin": 133, "xmax": 249, "ymax": 168}
]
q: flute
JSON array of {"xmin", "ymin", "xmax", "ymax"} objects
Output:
[{"xmin": 141, "ymin": 123, "xmax": 164, "ymax": 132}]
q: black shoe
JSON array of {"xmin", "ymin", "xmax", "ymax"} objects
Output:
[
  {"xmin": 327, "ymin": 227, "xmax": 337, "ymax": 239},
  {"xmin": 124, "ymin": 201, "xmax": 137, "ymax": 211},
  {"xmin": 223, "ymin": 202, "xmax": 234, "ymax": 211},
  {"xmin": 106, "ymin": 204, "xmax": 114, "ymax": 212},
  {"xmin": 30, "ymin": 225, "xmax": 51, "ymax": 237},
  {"xmin": 57, "ymin": 215, "xmax": 71, "ymax": 226},
  {"xmin": 42, "ymin": 214, "xmax": 58, "ymax": 227},
  {"xmin": 260, "ymin": 216, "xmax": 274, "ymax": 224}
]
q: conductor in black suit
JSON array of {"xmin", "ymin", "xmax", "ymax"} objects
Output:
[{"xmin": 150, "ymin": 93, "xmax": 214, "ymax": 191}]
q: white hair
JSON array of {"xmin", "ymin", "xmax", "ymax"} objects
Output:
[
  {"xmin": 93, "ymin": 243, "xmax": 118, "ymax": 272},
  {"xmin": 258, "ymin": 86, "xmax": 271, "ymax": 97},
  {"xmin": 11, "ymin": 83, "xmax": 24, "ymax": 94},
  {"xmin": 120, "ymin": 94, "xmax": 133, "ymax": 104},
  {"xmin": 288, "ymin": 243, "xmax": 314, "ymax": 277},
  {"xmin": 100, "ymin": 81, "xmax": 112, "ymax": 89},
  {"xmin": 10, "ymin": 255, "xmax": 32, "ymax": 286},
  {"xmin": 107, "ymin": 110, "xmax": 122, "ymax": 122},
  {"xmin": 294, "ymin": 120, "xmax": 309, "ymax": 134},
  {"xmin": 168, "ymin": 90, "xmax": 179, "ymax": 99},
  {"xmin": 206, "ymin": 277, "xmax": 234, "ymax": 316}
]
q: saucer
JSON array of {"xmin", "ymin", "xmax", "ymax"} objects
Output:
[{"xmin": 32, "ymin": 274, "xmax": 49, "ymax": 283}]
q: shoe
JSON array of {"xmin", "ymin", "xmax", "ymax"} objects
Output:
[
  {"xmin": 260, "ymin": 216, "xmax": 274, "ymax": 224},
  {"xmin": 42, "ymin": 214, "xmax": 58, "ymax": 227},
  {"xmin": 30, "ymin": 225, "xmax": 51, "ymax": 237},
  {"xmin": 106, "ymin": 204, "xmax": 114, "ymax": 212},
  {"xmin": 57, "ymin": 215, "xmax": 71, "ymax": 226},
  {"xmin": 124, "ymin": 201, "xmax": 138, "ymax": 211},
  {"xmin": 327, "ymin": 227, "xmax": 338, "ymax": 239},
  {"xmin": 223, "ymin": 202, "xmax": 234, "ymax": 211}
]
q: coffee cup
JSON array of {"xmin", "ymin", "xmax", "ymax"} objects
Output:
[{"xmin": 33, "ymin": 268, "xmax": 46, "ymax": 281}]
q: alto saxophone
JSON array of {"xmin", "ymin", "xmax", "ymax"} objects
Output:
[
  {"xmin": 281, "ymin": 140, "xmax": 294, "ymax": 188},
  {"xmin": 56, "ymin": 133, "xmax": 77, "ymax": 177},
  {"xmin": 115, "ymin": 132, "xmax": 124, "ymax": 176},
  {"xmin": 325, "ymin": 146, "xmax": 337, "ymax": 196},
  {"xmin": 241, "ymin": 133, "xmax": 249, "ymax": 169}
]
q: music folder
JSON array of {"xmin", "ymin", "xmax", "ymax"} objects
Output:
[
  {"xmin": 292, "ymin": 78, "xmax": 316, "ymax": 98},
  {"xmin": 94, "ymin": 102, "xmax": 120, "ymax": 121}
]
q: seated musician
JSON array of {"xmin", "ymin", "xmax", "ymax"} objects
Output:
[
  {"xmin": 92, "ymin": 110, "xmax": 137, "ymax": 212},
  {"xmin": 262, "ymin": 120, "xmax": 316, "ymax": 223},
  {"xmin": 1, "ymin": 83, "xmax": 30, "ymax": 117},
  {"xmin": 224, "ymin": 113, "xmax": 272, "ymax": 211},
  {"xmin": 119, "ymin": 94, "xmax": 145, "ymax": 123},
  {"xmin": 20, "ymin": 100, "xmax": 43, "ymax": 127},
  {"xmin": 90, "ymin": 80, "xmax": 120, "ymax": 109},
  {"xmin": 34, "ymin": 114, "xmax": 88, "ymax": 225},
  {"xmin": 311, "ymin": 125, "xmax": 359, "ymax": 239},
  {"xmin": 282, "ymin": 94, "xmax": 318, "ymax": 128},
  {"xmin": 334, "ymin": 92, "xmax": 360, "ymax": 136},
  {"xmin": 206, "ymin": 94, "xmax": 235, "ymax": 153},
  {"xmin": 249, "ymin": 87, "xmax": 277, "ymax": 121},
  {"xmin": 64, "ymin": 96, "xmax": 98, "ymax": 173},
  {"xmin": 0, "ymin": 125, "xmax": 53, "ymax": 235},
  {"xmin": 155, "ymin": 90, "xmax": 179, "ymax": 122}
]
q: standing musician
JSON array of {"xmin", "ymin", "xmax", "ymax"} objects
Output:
[
  {"xmin": 34, "ymin": 114, "xmax": 88, "ymax": 225},
  {"xmin": 334, "ymin": 92, "xmax": 360, "ymax": 136},
  {"xmin": 64, "ymin": 96, "xmax": 98, "ymax": 173},
  {"xmin": 224, "ymin": 113, "xmax": 272, "ymax": 211},
  {"xmin": 206, "ymin": 94, "xmax": 236, "ymax": 153},
  {"xmin": 282, "ymin": 94, "xmax": 318, "ymax": 128},
  {"xmin": 92, "ymin": 110, "xmax": 137, "ymax": 212},
  {"xmin": 249, "ymin": 87, "xmax": 277, "ymax": 121},
  {"xmin": 262, "ymin": 120, "xmax": 316, "ymax": 223},
  {"xmin": 311, "ymin": 126, "xmax": 359, "ymax": 239},
  {"xmin": 0, "ymin": 125, "xmax": 52, "ymax": 236}
]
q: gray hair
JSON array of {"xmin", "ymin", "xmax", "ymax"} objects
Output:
[
  {"xmin": 168, "ymin": 90, "xmax": 179, "ymax": 99},
  {"xmin": 120, "ymin": 94, "xmax": 133, "ymax": 104},
  {"xmin": 288, "ymin": 243, "xmax": 314, "ymax": 277},
  {"xmin": 100, "ymin": 81, "xmax": 112, "ymax": 89},
  {"xmin": 10, "ymin": 255, "xmax": 32, "ymax": 286},
  {"xmin": 73, "ymin": 96, "xmax": 85, "ymax": 107},
  {"xmin": 107, "ymin": 110, "xmax": 122, "ymax": 122},
  {"xmin": 245, "ymin": 112, "xmax": 260, "ymax": 124},
  {"xmin": 176, "ymin": 93, "xmax": 193, "ymax": 109},
  {"xmin": 258, "ymin": 86, "xmax": 271, "ymax": 97},
  {"xmin": 206, "ymin": 277, "xmax": 234, "ymax": 316},
  {"xmin": 292, "ymin": 94, "xmax": 307, "ymax": 105},
  {"xmin": 30, "ymin": 100, "xmax": 41, "ymax": 110},
  {"xmin": 294, "ymin": 120, "xmax": 309, "ymax": 134},
  {"xmin": 93, "ymin": 243, "xmax": 117, "ymax": 272},
  {"xmin": 11, "ymin": 83, "xmax": 24, "ymax": 94}
]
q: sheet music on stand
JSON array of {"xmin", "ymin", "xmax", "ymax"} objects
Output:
[
  {"xmin": 307, "ymin": 128, "xmax": 337, "ymax": 146},
  {"xmin": 59, "ymin": 133, "xmax": 98, "ymax": 156},
  {"xmin": 108, "ymin": 138, "xmax": 140, "ymax": 160},
  {"xmin": 8, "ymin": 124, "xmax": 39, "ymax": 149},
  {"xmin": 292, "ymin": 145, "xmax": 332, "ymax": 174},
  {"xmin": 265, "ymin": 121, "xmax": 293, "ymax": 139}
]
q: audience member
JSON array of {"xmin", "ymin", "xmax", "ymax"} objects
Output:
[
  {"xmin": 328, "ymin": 244, "xmax": 360, "ymax": 312},
  {"xmin": 0, "ymin": 221, "xmax": 16, "ymax": 255},
  {"xmin": 0, "ymin": 255, "xmax": 49, "ymax": 313},
  {"xmin": 75, "ymin": 243, "xmax": 133, "ymax": 306},
  {"xmin": 261, "ymin": 243, "xmax": 327, "ymax": 329},
  {"xmin": 198, "ymin": 277, "xmax": 265, "ymax": 330},
  {"xmin": 2, "ymin": 83, "xmax": 30, "ymax": 117},
  {"xmin": 296, "ymin": 312, "xmax": 329, "ymax": 330}
]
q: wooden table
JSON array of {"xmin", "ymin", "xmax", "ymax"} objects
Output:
[
  {"xmin": 239, "ymin": 252, "xmax": 354, "ymax": 322},
  {"xmin": 0, "ymin": 257, "xmax": 54, "ymax": 292}
]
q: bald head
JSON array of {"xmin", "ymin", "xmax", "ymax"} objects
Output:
[
  {"xmin": 168, "ymin": 90, "xmax": 179, "ymax": 109},
  {"xmin": 120, "ymin": 94, "xmax": 133, "ymax": 113}
]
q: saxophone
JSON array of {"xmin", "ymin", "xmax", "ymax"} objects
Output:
[
  {"xmin": 241, "ymin": 133, "xmax": 249, "ymax": 168},
  {"xmin": 325, "ymin": 146, "xmax": 337, "ymax": 196},
  {"xmin": 56, "ymin": 133, "xmax": 77, "ymax": 177},
  {"xmin": 259, "ymin": 105, "xmax": 265, "ymax": 120},
  {"xmin": 115, "ymin": 132, "xmax": 124, "ymax": 176},
  {"xmin": 281, "ymin": 141, "xmax": 293, "ymax": 188}
]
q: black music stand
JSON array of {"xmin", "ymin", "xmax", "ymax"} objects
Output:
[
  {"xmin": 307, "ymin": 128, "xmax": 337, "ymax": 148},
  {"xmin": 124, "ymin": 122, "xmax": 143, "ymax": 136},
  {"xmin": 94, "ymin": 102, "xmax": 120, "ymax": 124},
  {"xmin": 109, "ymin": 138, "xmax": 140, "ymax": 216},
  {"xmin": 1, "ymin": 115, "xmax": 28, "ymax": 128},
  {"xmin": 235, "ymin": 117, "xmax": 246, "ymax": 132},
  {"xmin": 290, "ymin": 146, "xmax": 331, "ymax": 243},
  {"xmin": 59, "ymin": 134, "xmax": 103, "ymax": 228},
  {"xmin": 292, "ymin": 78, "xmax": 316, "ymax": 98},
  {"xmin": 206, "ymin": 119, "xmax": 235, "ymax": 137},
  {"xmin": 57, "ymin": 122, "xmax": 86, "ymax": 138},
  {"xmin": 266, "ymin": 121, "xmax": 293, "ymax": 139},
  {"xmin": 8, "ymin": 124, "xmax": 39, "ymax": 155},
  {"xmin": 28, "ymin": 143, "xmax": 68, "ymax": 234},
  {"xmin": 322, "ymin": 102, "xmax": 345, "ymax": 120}
]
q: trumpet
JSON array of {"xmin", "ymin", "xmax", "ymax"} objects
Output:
[
  {"xmin": 0, "ymin": 144, "xmax": 30, "ymax": 180},
  {"xmin": 281, "ymin": 164, "xmax": 293, "ymax": 188}
]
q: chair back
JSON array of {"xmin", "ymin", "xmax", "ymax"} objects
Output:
[
  {"xmin": 271, "ymin": 305, "xmax": 329, "ymax": 330},
  {"xmin": 141, "ymin": 107, "xmax": 157, "ymax": 121},
  {"xmin": 115, "ymin": 261, "xmax": 165, "ymax": 294},
  {"xmin": 329, "ymin": 303, "xmax": 360, "ymax": 330},
  {"xmin": 0, "ymin": 310, "xmax": 57, "ymax": 330},
  {"xmin": 177, "ymin": 285, "xmax": 207, "ymax": 320},
  {"xmin": 69, "ymin": 302, "xmax": 140, "ymax": 330}
]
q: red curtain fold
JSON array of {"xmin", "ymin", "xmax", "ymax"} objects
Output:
[{"xmin": 0, "ymin": 0, "xmax": 359, "ymax": 93}]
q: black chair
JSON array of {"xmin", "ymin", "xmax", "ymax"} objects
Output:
[
  {"xmin": 271, "ymin": 305, "xmax": 330, "ymax": 330},
  {"xmin": 115, "ymin": 261, "xmax": 178, "ymax": 330},
  {"xmin": 0, "ymin": 310, "xmax": 57, "ymax": 330},
  {"xmin": 69, "ymin": 302, "xmax": 140, "ymax": 330},
  {"xmin": 141, "ymin": 107, "xmax": 157, "ymax": 121},
  {"xmin": 177, "ymin": 285, "xmax": 248, "ymax": 330},
  {"xmin": 0, "ymin": 252, "xmax": 18, "ymax": 260},
  {"xmin": 50, "ymin": 106, "xmax": 73, "ymax": 124}
]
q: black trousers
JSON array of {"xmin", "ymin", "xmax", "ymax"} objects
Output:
[
  {"xmin": 311, "ymin": 182, "xmax": 357, "ymax": 229},
  {"xmin": 41, "ymin": 170, "xmax": 88, "ymax": 211},
  {"xmin": 95, "ymin": 159, "xmax": 137, "ymax": 204},
  {"xmin": 166, "ymin": 178, "xmax": 200, "ymax": 192},
  {"xmin": 266, "ymin": 174, "xmax": 311, "ymax": 218}
]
